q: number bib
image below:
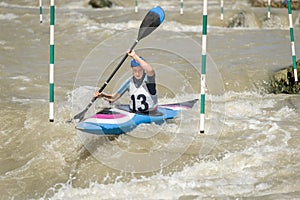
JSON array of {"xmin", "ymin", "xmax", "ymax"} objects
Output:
[{"xmin": 129, "ymin": 79, "xmax": 157, "ymax": 112}]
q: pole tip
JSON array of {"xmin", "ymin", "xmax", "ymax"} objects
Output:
[
  {"xmin": 200, "ymin": 130, "xmax": 204, "ymax": 134},
  {"xmin": 49, "ymin": 119, "xmax": 54, "ymax": 122}
]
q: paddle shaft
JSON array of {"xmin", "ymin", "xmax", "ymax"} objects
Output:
[
  {"xmin": 74, "ymin": 40, "xmax": 139, "ymax": 120},
  {"xmin": 97, "ymin": 40, "xmax": 138, "ymax": 96}
]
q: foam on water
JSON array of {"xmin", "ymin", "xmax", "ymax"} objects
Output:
[
  {"xmin": 40, "ymin": 91, "xmax": 300, "ymax": 199},
  {"xmin": 0, "ymin": 13, "xmax": 18, "ymax": 20},
  {"xmin": 9, "ymin": 75, "xmax": 31, "ymax": 82}
]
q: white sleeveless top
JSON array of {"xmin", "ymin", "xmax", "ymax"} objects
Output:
[{"xmin": 129, "ymin": 78, "xmax": 158, "ymax": 112}]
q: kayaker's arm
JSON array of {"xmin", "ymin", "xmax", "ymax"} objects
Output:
[
  {"xmin": 146, "ymin": 74, "xmax": 156, "ymax": 95},
  {"xmin": 128, "ymin": 50, "xmax": 155, "ymax": 77},
  {"xmin": 94, "ymin": 78, "xmax": 129, "ymax": 103},
  {"xmin": 94, "ymin": 91, "xmax": 120, "ymax": 103}
]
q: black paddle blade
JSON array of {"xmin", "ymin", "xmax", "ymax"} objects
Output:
[
  {"xmin": 73, "ymin": 109, "xmax": 87, "ymax": 122},
  {"xmin": 138, "ymin": 6, "xmax": 165, "ymax": 41},
  {"xmin": 71, "ymin": 97, "xmax": 97, "ymax": 122}
]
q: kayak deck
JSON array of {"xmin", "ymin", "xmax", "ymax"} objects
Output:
[{"xmin": 76, "ymin": 99, "xmax": 198, "ymax": 135}]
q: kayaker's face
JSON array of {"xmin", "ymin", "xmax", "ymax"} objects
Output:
[{"xmin": 132, "ymin": 67, "xmax": 144, "ymax": 79}]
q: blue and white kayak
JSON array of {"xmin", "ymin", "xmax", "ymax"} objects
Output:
[{"xmin": 76, "ymin": 99, "xmax": 198, "ymax": 135}]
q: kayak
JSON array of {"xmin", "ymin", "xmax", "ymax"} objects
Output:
[{"xmin": 76, "ymin": 99, "xmax": 198, "ymax": 135}]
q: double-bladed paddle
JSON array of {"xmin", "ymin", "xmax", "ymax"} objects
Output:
[{"xmin": 72, "ymin": 6, "xmax": 165, "ymax": 122}]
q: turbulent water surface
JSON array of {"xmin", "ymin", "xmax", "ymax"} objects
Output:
[{"xmin": 1, "ymin": 0, "xmax": 300, "ymax": 199}]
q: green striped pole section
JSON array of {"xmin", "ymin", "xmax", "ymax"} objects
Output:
[
  {"xmin": 287, "ymin": 0, "xmax": 298, "ymax": 82},
  {"xmin": 39, "ymin": 0, "xmax": 43, "ymax": 23},
  {"xmin": 135, "ymin": 0, "xmax": 138, "ymax": 13},
  {"xmin": 180, "ymin": 0, "xmax": 184, "ymax": 15},
  {"xmin": 267, "ymin": 0, "xmax": 271, "ymax": 19},
  {"xmin": 49, "ymin": 0, "xmax": 55, "ymax": 122},
  {"xmin": 220, "ymin": 0, "xmax": 224, "ymax": 21},
  {"xmin": 200, "ymin": 0, "xmax": 207, "ymax": 134}
]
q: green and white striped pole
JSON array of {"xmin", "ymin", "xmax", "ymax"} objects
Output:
[
  {"xmin": 180, "ymin": 0, "xmax": 184, "ymax": 15},
  {"xmin": 220, "ymin": 0, "xmax": 224, "ymax": 21},
  {"xmin": 200, "ymin": 0, "xmax": 207, "ymax": 134},
  {"xmin": 49, "ymin": 0, "xmax": 55, "ymax": 122},
  {"xmin": 135, "ymin": 0, "xmax": 138, "ymax": 13},
  {"xmin": 287, "ymin": 0, "xmax": 298, "ymax": 82},
  {"xmin": 39, "ymin": 0, "xmax": 42, "ymax": 23},
  {"xmin": 267, "ymin": 0, "xmax": 271, "ymax": 19}
]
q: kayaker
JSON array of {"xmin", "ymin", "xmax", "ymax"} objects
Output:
[{"xmin": 94, "ymin": 50, "xmax": 158, "ymax": 113}]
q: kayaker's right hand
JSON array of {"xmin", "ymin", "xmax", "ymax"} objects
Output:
[{"xmin": 94, "ymin": 91, "xmax": 119, "ymax": 104}]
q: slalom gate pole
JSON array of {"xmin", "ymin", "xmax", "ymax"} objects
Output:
[
  {"xmin": 180, "ymin": 0, "xmax": 184, "ymax": 15},
  {"xmin": 39, "ymin": 0, "xmax": 43, "ymax": 23},
  {"xmin": 200, "ymin": 0, "xmax": 207, "ymax": 134},
  {"xmin": 49, "ymin": 0, "xmax": 55, "ymax": 122},
  {"xmin": 135, "ymin": 0, "xmax": 138, "ymax": 13},
  {"xmin": 287, "ymin": 0, "xmax": 298, "ymax": 82},
  {"xmin": 220, "ymin": 0, "xmax": 224, "ymax": 21},
  {"xmin": 267, "ymin": 0, "xmax": 271, "ymax": 19}
]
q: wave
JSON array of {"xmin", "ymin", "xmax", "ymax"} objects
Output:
[
  {"xmin": 0, "ymin": 13, "xmax": 19, "ymax": 20},
  {"xmin": 2, "ymin": 87, "xmax": 300, "ymax": 199},
  {"xmin": 47, "ymin": 91, "xmax": 300, "ymax": 199},
  {"xmin": 0, "ymin": 2, "xmax": 36, "ymax": 9}
]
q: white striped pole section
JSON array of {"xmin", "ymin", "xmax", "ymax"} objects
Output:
[
  {"xmin": 220, "ymin": 0, "xmax": 224, "ymax": 21},
  {"xmin": 180, "ymin": 0, "xmax": 184, "ymax": 15},
  {"xmin": 49, "ymin": 0, "xmax": 55, "ymax": 122},
  {"xmin": 267, "ymin": 0, "xmax": 271, "ymax": 19},
  {"xmin": 200, "ymin": 0, "xmax": 207, "ymax": 134},
  {"xmin": 135, "ymin": 0, "xmax": 138, "ymax": 13},
  {"xmin": 39, "ymin": 0, "xmax": 43, "ymax": 23},
  {"xmin": 287, "ymin": 0, "xmax": 298, "ymax": 82}
]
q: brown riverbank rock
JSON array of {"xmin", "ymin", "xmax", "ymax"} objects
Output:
[
  {"xmin": 89, "ymin": 0, "xmax": 112, "ymax": 8},
  {"xmin": 271, "ymin": 59, "xmax": 300, "ymax": 94},
  {"xmin": 249, "ymin": 0, "xmax": 300, "ymax": 10}
]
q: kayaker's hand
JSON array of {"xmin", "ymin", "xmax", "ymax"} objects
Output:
[
  {"xmin": 94, "ymin": 91, "xmax": 103, "ymax": 98},
  {"xmin": 94, "ymin": 92, "xmax": 113, "ymax": 103},
  {"xmin": 127, "ymin": 49, "xmax": 136, "ymax": 58}
]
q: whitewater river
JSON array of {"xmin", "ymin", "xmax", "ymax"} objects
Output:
[{"xmin": 1, "ymin": 0, "xmax": 300, "ymax": 199}]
